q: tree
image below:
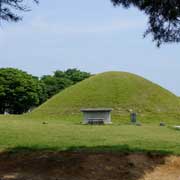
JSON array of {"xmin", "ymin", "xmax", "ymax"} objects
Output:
[
  {"xmin": 111, "ymin": 0, "xmax": 180, "ymax": 46},
  {"xmin": 0, "ymin": 0, "xmax": 38, "ymax": 22},
  {"xmin": 0, "ymin": 68, "xmax": 42, "ymax": 114},
  {"xmin": 65, "ymin": 68, "xmax": 91, "ymax": 84},
  {"xmin": 41, "ymin": 69, "xmax": 91, "ymax": 99},
  {"xmin": 41, "ymin": 75, "xmax": 73, "ymax": 99}
]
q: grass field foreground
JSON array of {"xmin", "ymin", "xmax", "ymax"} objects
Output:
[{"xmin": 0, "ymin": 116, "xmax": 180, "ymax": 154}]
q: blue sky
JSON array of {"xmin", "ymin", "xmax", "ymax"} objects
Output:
[{"xmin": 0, "ymin": 0, "xmax": 180, "ymax": 95}]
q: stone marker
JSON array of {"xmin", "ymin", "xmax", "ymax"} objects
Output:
[
  {"xmin": 81, "ymin": 108, "xmax": 113, "ymax": 125},
  {"xmin": 130, "ymin": 112, "xmax": 137, "ymax": 124}
]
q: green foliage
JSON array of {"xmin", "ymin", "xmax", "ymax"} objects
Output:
[
  {"xmin": 0, "ymin": 68, "xmax": 42, "ymax": 114},
  {"xmin": 33, "ymin": 71, "xmax": 180, "ymax": 118},
  {"xmin": 41, "ymin": 69, "xmax": 91, "ymax": 99},
  {"xmin": 64, "ymin": 68, "xmax": 91, "ymax": 84},
  {"xmin": 111, "ymin": 0, "xmax": 180, "ymax": 46},
  {"xmin": 0, "ymin": 0, "xmax": 38, "ymax": 22},
  {"xmin": 41, "ymin": 75, "xmax": 72, "ymax": 98},
  {"xmin": 36, "ymin": 80, "xmax": 48, "ymax": 105},
  {"xmin": 0, "ymin": 68, "xmax": 90, "ymax": 114}
]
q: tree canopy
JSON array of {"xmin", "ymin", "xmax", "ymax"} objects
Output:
[
  {"xmin": 0, "ymin": 68, "xmax": 42, "ymax": 114},
  {"xmin": 0, "ymin": 0, "xmax": 38, "ymax": 22},
  {"xmin": 111, "ymin": 0, "xmax": 180, "ymax": 46},
  {"xmin": 0, "ymin": 68, "xmax": 91, "ymax": 114},
  {"xmin": 41, "ymin": 69, "xmax": 91, "ymax": 99}
]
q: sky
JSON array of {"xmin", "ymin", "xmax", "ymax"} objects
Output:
[{"xmin": 0, "ymin": 0, "xmax": 180, "ymax": 95}]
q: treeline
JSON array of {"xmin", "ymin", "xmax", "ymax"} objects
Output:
[{"xmin": 0, "ymin": 68, "xmax": 91, "ymax": 114}]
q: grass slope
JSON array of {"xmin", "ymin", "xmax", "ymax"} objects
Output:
[{"xmin": 32, "ymin": 71, "xmax": 180, "ymax": 120}]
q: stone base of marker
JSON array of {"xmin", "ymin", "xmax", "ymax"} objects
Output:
[{"xmin": 81, "ymin": 108, "xmax": 113, "ymax": 125}]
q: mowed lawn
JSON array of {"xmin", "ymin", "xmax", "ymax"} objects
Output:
[{"xmin": 0, "ymin": 115, "xmax": 180, "ymax": 154}]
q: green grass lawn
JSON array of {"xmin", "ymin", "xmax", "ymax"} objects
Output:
[{"xmin": 0, "ymin": 115, "xmax": 180, "ymax": 155}]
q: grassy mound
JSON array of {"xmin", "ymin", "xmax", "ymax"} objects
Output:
[{"xmin": 32, "ymin": 72, "xmax": 180, "ymax": 119}]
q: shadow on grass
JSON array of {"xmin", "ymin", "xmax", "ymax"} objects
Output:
[
  {"xmin": 0, "ymin": 145, "xmax": 171, "ymax": 180},
  {"xmin": 3, "ymin": 144, "xmax": 174, "ymax": 155}
]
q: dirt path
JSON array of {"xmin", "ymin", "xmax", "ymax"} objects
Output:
[
  {"xmin": 140, "ymin": 156, "xmax": 180, "ymax": 180},
  {"xmin": 0, "ymin": 151, "xmax": 179, "ymax": 180}
]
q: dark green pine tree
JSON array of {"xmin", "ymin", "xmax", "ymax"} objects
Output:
[
  {"xmin": 111, "ymin": 0, "xmax": 180, "ymax": 46},
  {"xmin": 0, "ymin": 0, "xmax": 38, "ymax": 22}
]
